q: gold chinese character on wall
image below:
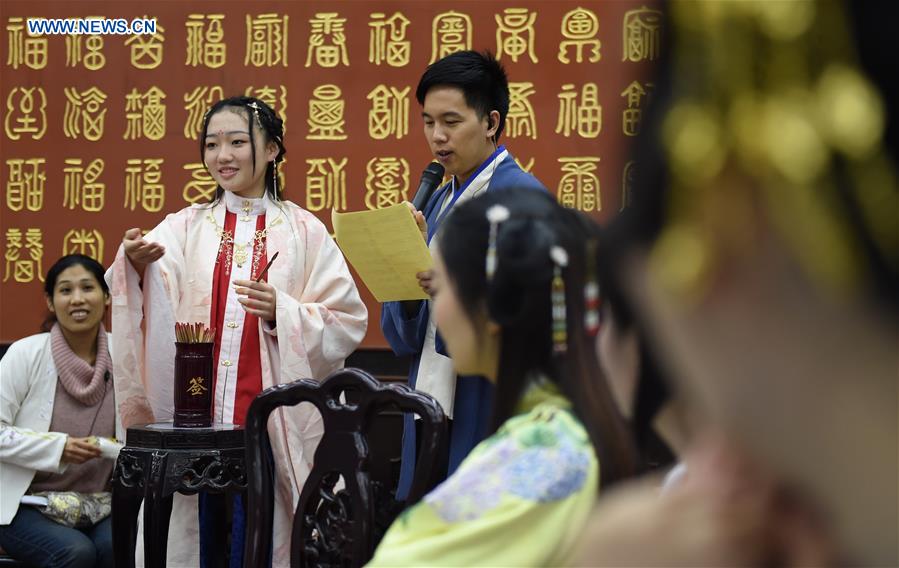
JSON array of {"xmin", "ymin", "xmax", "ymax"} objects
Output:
[
  {"xmin": 622, "ymin": 160, "xmax": 636, "ymax": 210},
  {"xmin": 514, "ymin": 156, "xmax": 535, "ymax": 173},
  {"xmin": 621, "ymin": 81, "xmax": 652, "ymax": 136},
  {"xmin": 305, "ymin": 12, "xmax": 348, "ymax": 68},
  {"xmin": 246, "ymin": 13, "xmax": 288, "ymax": 67},
  {"xmin": 6, "ymin": 158, "xmax": 45, "ymax": 212},
  {"xmin": 245, "ymin": 85, "xmax": 287, "ymax": 129},
  {"xmin": 125, "ymin": 158, "xmax": 165, "ymax": 212},
  {"xmin": 369, "ymin": 12, "xmax": 410, "ymax": 67},
  {"xmin": 556, "ymin": 83, "xmax": 601, "ymax": 138},
  {"xmin": 4, "ymin": 228, "xmax": 43, "ymax": 283},
  {"xmin": 364, "ymin": 157, "xmax": 409, "ymax": 209},
  {"xmin": 558, "ymin": 157, "xmax": 601, "ymax": 212},
  {"xmin": 431, "ymin": 11, "xmax": 472, "ymax": 63},
  {"xmin": 623, "ymin": 7, "xmax": 662, "ymax": 63},
  {"xmin": 66, "ymin": 20, "xmax": 105, "ymax": 70},
  {"xmin": 6, "ymin": 17, "xmax": 47, "ymax": 70},
  {"xmin": 182, "ymin": 163, "xmax": 217, "ymax": 204},
  {"xmin": 506, "ymin": 82, "xmax": 537, "ymax": 139},
  {"xmin": 63, "ymin": 229, "xmax": 104, "ymax": 261},
  {"xmin": 307, "ymin": 85, "xmax": 347, "ymax": 141},
  {"xmin": 186, "ymin": 14, "xmax": 226, "ymax": 68},
  {"xmin": 125, "ymin": 19, "xmax": 165, "ymax": 69},
  {"xmin": 124, "ymin": 87, "xmax": 166, "ymax": 141},
  {"xmin": 5, "ymin": 87, "xmax": 47, "ymax": 140},
  {"xmin": 63, "ymin": 87, "xmax": 107, "ymax": 141},
  {"xmin": 558, "ymin": 7, "xmax": 601, "ymax": 64},
  {"xmin": 63, "ymin": 158, "xmax": 105, "ymax": 212},
  {"xmin": 495, "ymin": 8, "xmax": 538, "ymax": 63},
  {"xmin": 305, "ymin": 157, "xmax": 347, "ymax": 212},
  {"xmin": 184, "ymin": 85, "xmax": 224, "ymax": 139},
  {"xmin": 367, "ymin": 85, "xmax": 409, "ymax": 140}
]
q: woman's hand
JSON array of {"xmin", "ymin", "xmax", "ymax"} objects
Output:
[
  {"xmin": 233, "ymin": 279, "xmax": 277, "ymax": 323},
  {"xmin": 122, "ymin": 227, "xmax": 165, "ymax": 279},
  {"xmin": 62, "ymin": 436, "xmax": 101, "ymax": 464}
]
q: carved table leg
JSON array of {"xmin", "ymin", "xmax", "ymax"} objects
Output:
[
  {"xmin": 111, "ymin": 486, "xmax": 142, "ymax": 568},
  {"xmin": 143, "ymin": 450, "xmax": 173, "ymax": 568}
]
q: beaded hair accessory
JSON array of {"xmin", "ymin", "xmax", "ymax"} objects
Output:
[
  {"xmin": 247, "ymin": 99, "xmax": 285, "ymax": 195},
  {"xmin": 550, "ymin": 246, "xmax": 569, "ymax": 354},
  {"xmin": 584, "ymin": 238, "xmax": 600, "ymax": 336},
  {"xmin": 247, "ymin": 100, "xmax": 284, "ymax": 158},
  {"xmin": 272, "ymin": 160, "xmax": 280, "ymax": 195},
  {"xmin": 485, "ymin": 204, "xmax": 510, "ymax": 282},
  {"xmin": 247, "ymin": 100, "xmax": 262, "ymax": 122}
]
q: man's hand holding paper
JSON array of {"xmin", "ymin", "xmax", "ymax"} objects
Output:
[
  {"xmin": 404, "ymin": 201, "xmax": 428, "ymax": 243},
  {"xmin": 332, "ymin": 202, "xmax": 434, "ymax": 302},
  {"xmin": 402, "ymin": 201, "xmax": 436, "ymax": 297}
]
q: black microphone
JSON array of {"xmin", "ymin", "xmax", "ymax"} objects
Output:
[
  {"xmin": 411, "ymin": 162, "xmax": 445, "ymax": 211},
  {"xmin": 104, "ymin": 370, "xmax": 111, "ymax": 383}
]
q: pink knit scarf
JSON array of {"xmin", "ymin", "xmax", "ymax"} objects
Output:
[{"xmin": 50, "ymin": 322, "xmax": 111, "ymax": 406}]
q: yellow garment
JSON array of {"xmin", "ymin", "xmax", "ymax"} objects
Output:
[{"xmin": 369, "ymin": 381, "xmax": 599, "ymax": 566}]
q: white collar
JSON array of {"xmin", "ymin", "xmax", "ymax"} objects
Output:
[
  {"xmin": 450, "ymin": 148, "xmax": 509, "ymax": 199},
  {"xmin": 222, "ymin": 190, "xmax": 268, "ymax": 216}
]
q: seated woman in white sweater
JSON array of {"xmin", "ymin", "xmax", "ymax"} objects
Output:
[{"xmin": 0, "ymin": 254, "xmax": 123, "ymax": 568}]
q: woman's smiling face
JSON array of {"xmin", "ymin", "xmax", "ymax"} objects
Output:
[
  {"xmin": 204, "ymin": 107, "xmax": 277, "ymax": 199},
  {"xmin": 46, "ymin": 264, "xmax": 109, "ymax": 336}
]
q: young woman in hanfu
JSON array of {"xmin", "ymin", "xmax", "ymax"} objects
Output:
[
  {"xmin": 369, "ymin": 189, "xmax": 637, "ymax": 566},
  {"xmin": 106, "ymin": 96, "xmax": 368, "ymax": 566}
]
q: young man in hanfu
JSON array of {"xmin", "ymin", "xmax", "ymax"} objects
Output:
[{"xmin": 381, "ymin": 51, "xmax": 547, "ymax": 498}]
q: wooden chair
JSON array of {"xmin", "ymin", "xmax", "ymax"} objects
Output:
[
  {"xmin": 243, "ymin": 368, "xmax": 446, "ymax": 567},
  {"xmin": 0, "ymin": 549, "xmax": 30, "ymax": 567}
]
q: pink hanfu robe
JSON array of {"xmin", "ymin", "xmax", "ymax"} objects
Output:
[{"xmin": 106, "ymin": 193, "xmax": 368, "ymax": 566}]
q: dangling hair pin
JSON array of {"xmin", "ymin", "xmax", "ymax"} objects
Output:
[
  {"xmin": 247, "ymin": 100, "xmax": 262, "ymax": 122},
  {"xmin": 272, "ymin": 159, "xmax": 280, "ymax": 195},
  {"xmin": 550, "ymin": 245, "xmax": 569, "ymax": 354},
  {"xmin": 485, "ymin": 204, "xmax": 510, "ymax": 282},
  {"xmin": 584, "ymin": 239, "xmax": 600, "ymax": 336}
]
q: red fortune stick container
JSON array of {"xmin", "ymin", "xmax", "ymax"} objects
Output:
[{"xmin": 173, "ymin": 342, "xmax": 214, "ymax": 427}]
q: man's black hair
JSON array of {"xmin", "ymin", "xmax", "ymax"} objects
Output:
[{"xmin": 416, "ymin": 50, "xmax": 510, "ymax": 141}]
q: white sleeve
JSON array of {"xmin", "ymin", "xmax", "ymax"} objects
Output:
[
  {"xmin": 0, "ymin": 341, "xmax": 67, "ymax": 473},
  {"xmin": 274, "ymin": 216, "xmax": 368, "ymax": 380}
]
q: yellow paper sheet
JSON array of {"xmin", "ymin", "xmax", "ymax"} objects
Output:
[{"xmin": 332, "ymin": 204, "xmax": 432, "ymax": 302}]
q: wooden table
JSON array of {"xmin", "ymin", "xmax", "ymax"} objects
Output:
[{"xmin": 111, "ymin": 422, "xmax": 246, "ymax": 567}]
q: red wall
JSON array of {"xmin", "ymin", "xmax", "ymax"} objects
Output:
[{"xmin": 1, "ymin": 0, "xmax": 658, "ymax": 345}]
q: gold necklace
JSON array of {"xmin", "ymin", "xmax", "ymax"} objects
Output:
[{"xmin": 206, "ymin": 212, "xmax": 282, "ymax": 271}]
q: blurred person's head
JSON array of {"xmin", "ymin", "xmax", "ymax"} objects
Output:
[
  {"xmin": 43, "ymin": 254, "xmax": 109, "ymax": 340},
  {"xmin": 597, "ymin": 300, "xmax": 639, "ymax": 421},
  {"xmin": 416, "ymin": 51, "xmax": 507, "ymax": 183},
  {"xmin": 605, "ymin": 1, "xmax": 897, "ymax": 562},
  {"xmin": 199, "ymin": 96, "xmax": 286, "ymax": 202},
  {"xmin": 593, "ymin": 230, "xmax": 679, "ymax": 469},
  {"xmin": 434, "ymin": 188, "xmax": 637, "ymax": 487}
]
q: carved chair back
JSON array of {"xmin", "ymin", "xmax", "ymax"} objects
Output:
[{"xmin": 243, "ymin": 368, "xmax": 446, "ymax": 567}]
